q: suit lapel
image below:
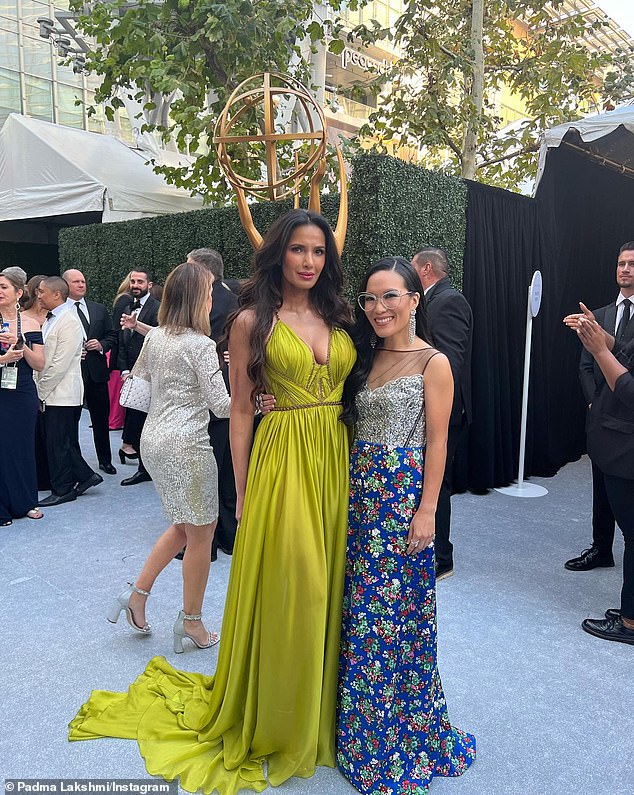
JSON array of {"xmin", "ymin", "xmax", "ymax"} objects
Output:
[
  {"xmin": 84, "ymin": 299, "xmax": 96, "ymax": 337},
  {"xmin": 137, "ymin": 298, "xmax": 152, "ymax": 324},
  {"xmin": 604, "ymin": 304, "xmax": 617, "ymax": 336}
]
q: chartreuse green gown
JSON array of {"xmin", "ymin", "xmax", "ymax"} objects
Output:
[{"xmin": 69, "ymin": 321, "xmax": 356, "ymax": 795}]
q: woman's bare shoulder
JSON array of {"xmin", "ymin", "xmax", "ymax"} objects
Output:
[
  {"xmin": 230, "ymin": 308, "xmax": 256, "ymax": 336},
  {"xmin": 21, "ymin": 316, "xmax": 41, "ymax": 334},
  {"xmin": 423, "ymin": 349, "xmax": 451, "ymax": 380}
]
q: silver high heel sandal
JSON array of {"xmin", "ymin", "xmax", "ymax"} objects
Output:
[
  {"xmin": 173, "ymin": 610, "xmax": 219, "ymax": 653},
  {"xmin": 107, "ymin": 583, "xmax": 152, "ymax": 634}
]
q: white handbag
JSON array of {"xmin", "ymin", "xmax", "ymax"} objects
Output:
[{"xmin": 119, "ymin": 374, "xmax": 151, "ymax": 413}]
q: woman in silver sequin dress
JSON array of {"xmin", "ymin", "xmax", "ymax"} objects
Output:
[
  {"xmin": 338, "ymin": 258, "xmax": 476, "ymax": 794},
  {"xmin": 106, "ymin": 261, "xmax": 230, "ymax": 651}
]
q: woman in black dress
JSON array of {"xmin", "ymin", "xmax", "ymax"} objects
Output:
[{"xmin": 0, "ymin": 270, "xmax": 45, "ymax": 525}]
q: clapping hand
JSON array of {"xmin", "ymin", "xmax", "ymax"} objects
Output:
[
  {"xmin": 563, "ymin": 302, "xmax": 595, "ymax": 330},
  {"xmin": 575, "ymin": 317, "xmax": 608, "ymax": 356},
  {"xmin": 564, "ymin": 302, "xmax": 612, "ymax": 353}
]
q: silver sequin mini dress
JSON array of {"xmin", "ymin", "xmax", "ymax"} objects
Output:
[{"xmin": 135, "ymin": 327, "xmax": 230, "ymax": 525}]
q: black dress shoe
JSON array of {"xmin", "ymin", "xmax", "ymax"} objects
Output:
[
  {"xmin": 76, "ymin": 472, "xmax": 104, "ymax": 496},
  {"xmin": 564, "ymin": 547, "xmax": 614, "ymax": 571},
  {"xmin": 99, "ymin": 463, "xmax": 117, "ymax": 475},
  {"xmin": 582, "ymin": 616, "xmax": 634, "ymax": 645},
  {"xmin": 436, "ymin": 564, "xmax": 454, "ymax": 581},
  {"xmin": 38, "ymin": 490, "xmax": 77, "ymax": 507},
  {"xmin": 121, "ymin": 470, "xmax": 152, "ymax": 486}
]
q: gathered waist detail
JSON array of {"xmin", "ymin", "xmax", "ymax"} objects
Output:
[{"xmin": 271, "ymin": 400, "xmax": 342, "ymax": 412}]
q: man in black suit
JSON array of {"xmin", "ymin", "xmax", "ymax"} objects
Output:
[
  {"xmin": 187, "ymin": 248, "xmax": 239, "ymax": 560},
  {"xmin": 412, "ymin": 247, "xmax": 473, "ymax": 581},
  {"xmin": 63, "ymin": 269, "xmax": 118, "ymax": 475},
  {"xmin": 117, "ymin": 269, "xmax": 160, "ymax": 486},
  {"xmin": 565, "ymin": 241, "xmax": 634, "ymax": 572}
]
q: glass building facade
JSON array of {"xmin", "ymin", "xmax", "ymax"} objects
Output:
[{"xmin": 0, "ymin": 0, "xmax": 131, "ymax": 137}]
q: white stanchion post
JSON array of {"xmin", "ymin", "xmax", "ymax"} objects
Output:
[{"xmin": 496, "ymin": 271, "xmax": 548, "ymax": 498}]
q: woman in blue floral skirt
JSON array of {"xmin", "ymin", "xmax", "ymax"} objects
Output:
[{"xmin": 338, "ymin": 258, "xmax": 475, "ymax": 794}]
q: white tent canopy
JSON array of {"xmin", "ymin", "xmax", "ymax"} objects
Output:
[
  {"xmin": 0, "ymin": 113, "xmax": 203, "ymax": 223},
  {"xmin": 535, "ymin": 104, "xmax": 634, "ymax": 192}
]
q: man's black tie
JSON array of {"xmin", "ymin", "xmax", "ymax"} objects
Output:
[
  {"xmin": 132, "ymin": 299, "xmax": 141, "ymax": 312},
  {"xmin": 45, "ymin": 311, "xmax": 54, "ymax": 321},
  {"xmin": 616, "ymin": 298, "xmax": 631, "ymax": 340},
  {"xmin": 75, "ymin": 301, "xmax": 90, "ymax": 335}
]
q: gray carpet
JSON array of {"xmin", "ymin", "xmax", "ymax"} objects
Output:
[{"xmin": 1, "ymin": 416, "xmax": 632, "ymax": 794}]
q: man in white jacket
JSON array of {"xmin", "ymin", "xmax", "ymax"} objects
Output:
[{"xmin": 36, "ymin": 276, "xmax": 102, "ymax": 506}]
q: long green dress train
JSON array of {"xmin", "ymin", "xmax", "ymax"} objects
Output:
[{"xmin": 69, "ymin": 321, "xmax": 356, "ymax": 795}]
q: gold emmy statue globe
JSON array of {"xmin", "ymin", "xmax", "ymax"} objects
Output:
[{"xmin": 213, "ymin": 72, "xmax": 348, "ymax": 252}]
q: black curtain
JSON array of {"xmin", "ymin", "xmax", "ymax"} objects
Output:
[
  {"xmin": 461, "ymin": 181, "xmax": 551, "ymax": 491},
  {"xmin": 459, "ymin": 145, "xmax": 634, "ymax": 492}
]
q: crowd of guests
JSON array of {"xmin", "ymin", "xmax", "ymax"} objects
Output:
[{"xmin": 3, "ymin": 213, "xmax": 633, "ymax": 795}]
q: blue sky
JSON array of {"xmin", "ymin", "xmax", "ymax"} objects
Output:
[{"xmin": 596, "ymin": 0, "xmax": 634, "ymax": 36}]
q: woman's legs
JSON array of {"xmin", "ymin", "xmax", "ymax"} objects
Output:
[
  {"xmin": 181, "ymin": 520, "xmax": 216, "ymax": 645},
  {"xmin": 129, "ymin": 523, "xmax": 188, "ymax": 627}
]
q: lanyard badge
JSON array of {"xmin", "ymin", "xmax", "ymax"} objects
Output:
[{"xmin": 1, "ymin": 364, "xmax": 18, "ymax": 389}]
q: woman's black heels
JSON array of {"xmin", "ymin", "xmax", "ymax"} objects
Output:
[{"xmin": 119, "ymin": 448, "xmax": 139, "ymax": 464}]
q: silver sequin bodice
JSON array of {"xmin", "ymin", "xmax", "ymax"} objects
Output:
[{"xmin": 355, "ymin": 374, "xmax": 426, "ymax": 448}]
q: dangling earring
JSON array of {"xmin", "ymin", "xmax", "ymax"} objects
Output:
[
  {"xmin": 16, "ymin": 301, "xmax": 20, "ymax": 313},
  {"xmin": 370, "ymin": 332, "xmax": 377, "ymax": 349},
  {"xmin": 408, "ymin": 310, "xmax": 416, "ymax": 345}
]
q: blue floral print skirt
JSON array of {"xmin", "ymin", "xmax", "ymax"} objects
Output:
[{"xmin": 337, "ymin": 441, "xmax": 476, "ymax": 794}]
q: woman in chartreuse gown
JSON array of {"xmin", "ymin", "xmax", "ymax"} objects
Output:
[
  {"xmin": 69, "ymin": 209, "xmax": 356, "ymax": 795},
  {"xmin": 337, "ymin": 258, "xmax": 475, "ymax": 794}
]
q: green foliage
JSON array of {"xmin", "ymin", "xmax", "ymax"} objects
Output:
[
  {"xmin": 351, "ymin": 0, "xmax": 634, "ymax": 191},
  {"xmin": 58, "ymin": 154, "xmax": 467, "ymax": 304},
  {"xmin": 344, "ymin": 154, "xmax": 467, "ymax": 291},
  {"xmin": 68, "ymin": 0, "xmax": 361, "ymax": 203},
  {"xmin": 58, "ymin": 196, "xmax": 340, "ymax": 305}
]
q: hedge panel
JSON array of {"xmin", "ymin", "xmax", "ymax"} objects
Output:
[
  {"xmin": 58, "ymin": 154, "xmax": 467, "ymax": 305},
  {"xmin": 344, "ymin": 153, "xmax": 467, "ymax": 293}
]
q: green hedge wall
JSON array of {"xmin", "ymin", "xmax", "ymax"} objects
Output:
[
  {"xmin": 343, "ymin": 153, "xmax": 467, "ymax": 293},
  {"xmin": 58, "ymin": 154, "xmax": 467, "ymax": 305}
]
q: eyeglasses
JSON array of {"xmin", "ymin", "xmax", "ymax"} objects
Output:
[{"xmin": 357, "ymin": 289, "xmax": 416, "ymax": 311}]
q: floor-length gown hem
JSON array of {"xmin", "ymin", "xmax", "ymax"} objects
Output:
[
  {"xmin": 337, "ymin": 376, "xmax": 476, "ymax": 795},
  {"xmin": 69, "ymin": 324, "xmax": 356, "ymax": 795}
]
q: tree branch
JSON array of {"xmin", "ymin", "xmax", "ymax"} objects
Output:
[
  {"xmin": 435, "ymin": 110, "xmax": 463, "ymax": 164},
  {"xmin": 476, "ymin": 143, "xmax": 540, "ymax": 169},
  {"xmin": 198, "ymin": 36, "xmax": 230, "ymax": 86}
]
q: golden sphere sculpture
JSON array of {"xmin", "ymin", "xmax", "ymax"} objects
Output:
[
  {"xmin": 213, "ymin": 72, "xmax": 348, "ymax": 253},
  {"xmin": 213, "ymin": 72, "xmax": 327, "ymax": 202}
]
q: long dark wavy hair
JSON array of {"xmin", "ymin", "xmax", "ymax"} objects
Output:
[
  {"xmin": 341, "ymin": 257, "xmax": 432, "ymax": 426},
  {"xmin": 225, "ymin": 209, "xmax": 351, "ymax": 399}
]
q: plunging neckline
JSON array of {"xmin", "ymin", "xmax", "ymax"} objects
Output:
[
  {"xmin": 276, "ymin": 319, "xmax": 333, "ymax": 367},
  {"xmin": 365, "ymin": 373, "xmax": 423, "ymax": 395}
]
